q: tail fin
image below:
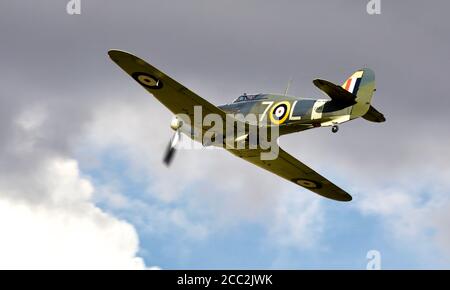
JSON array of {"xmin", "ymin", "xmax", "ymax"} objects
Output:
[{"xmin": 342, "ymin": 68, "xmax": 376, "ymax": 118}]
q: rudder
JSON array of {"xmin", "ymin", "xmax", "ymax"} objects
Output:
[{"xmin": 342, "ymin": 68, "xmax": 376, "ymax": 118}]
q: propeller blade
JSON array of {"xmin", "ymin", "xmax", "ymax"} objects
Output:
[{"xmin": 163, "ymin": 130, "xmax": 180, "ymax": 166}]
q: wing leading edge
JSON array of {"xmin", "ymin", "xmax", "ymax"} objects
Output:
[
  {"xmin": 108, "ymin": 50, "xmax": 227, "ymax": 121},
  {"xmin": 228, "ymin": 147, "xmax": 352, "ymax": 202}
]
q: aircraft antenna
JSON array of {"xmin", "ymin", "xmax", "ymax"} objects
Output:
[{"xmin": 284, "ymin": 78, "xmax": 293, "ymax": 96}]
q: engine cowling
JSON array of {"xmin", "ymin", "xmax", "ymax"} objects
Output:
[{"xmin": 170, "ymin": 117, "xmax": 183, "ymax": 131}]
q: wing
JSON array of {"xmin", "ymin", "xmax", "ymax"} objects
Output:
[
  {"xmin": 108, "ymin": 50, "xmax": 227, "ymax": 122},
  {"xmin": 228, "ymin": 147, "xmax": 352, "ymax": 202}
]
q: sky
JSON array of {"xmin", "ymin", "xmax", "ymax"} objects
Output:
[{"xmin": 1, "ymin": 0, "xmax": 450, "ymax": 269}]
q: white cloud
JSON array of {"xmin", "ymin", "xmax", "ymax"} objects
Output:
[
  {"xmin": 80, "ymin": 97, "xmax": 325, "ymax": 248},
  {"xmin": 268, "ymin": 192, "xmax": 324, "ymax": 249},
  {"xmin": 280, "ymin": 121, "xmax": 450, "ymax": 263},
  {"xmin": 0, "ymin": 105, "xmax": 152, "ymax": 269},
  {"xmin": 0, "ymin": 157, "xmax": 147, "ymax": 269},
  {"xmin": 355, "ymin": 177, "xmax": 450, "ymax": 263},
  {"xmin": 5, "ymin": 91, "xmax": 450, "ymax": 268}
]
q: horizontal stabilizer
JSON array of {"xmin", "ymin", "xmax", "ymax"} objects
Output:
[
  {"xmin": 362, "ymin": 105, "xmax": 386, "ymax": 122},
  {"xmin": 313, "ymin": 79, "xmax": 357, "ymax": 105}
]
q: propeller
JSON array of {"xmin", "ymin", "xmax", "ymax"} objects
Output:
[{"xmin": 163, "ymin": 117, "xmax": 183, "ymax": 166}]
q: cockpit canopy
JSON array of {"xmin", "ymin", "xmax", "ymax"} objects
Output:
[{"xmin": 232, "ymin": 94, "xmax": 265, "ymax": 103}]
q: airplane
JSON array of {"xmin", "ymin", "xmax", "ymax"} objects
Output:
[{"xmin": 108, "ymin": 50, "xmax": 385, "ymax": 202}]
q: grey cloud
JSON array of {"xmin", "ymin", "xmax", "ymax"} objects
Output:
[{"xmin": 1, "ymin": 0, "xmax": 449, "ymax": 204}]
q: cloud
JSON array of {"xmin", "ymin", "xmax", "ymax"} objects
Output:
[
  {"xmin": 0, "ymin": 157, "xmax": 146, "ymax": 269},
  {"xmin": 0, "ymin": 103, "xmax": 150, "ymax": 269},
  {"xmin": 268, "ymin": 192, "xmax": 324, "ymax": 249},
  {"xmin": 80, "ymin": 97, "xmax": 325, "ymax": 248},
  {"xmin": 78, "ymin": 82, "xmax": 450, "ymax": 262},
  {"xmin": 355, "ymin": 174, "xmax": 450, "ymax": 261}
]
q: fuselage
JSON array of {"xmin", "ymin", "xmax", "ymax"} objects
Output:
[{"xmin": 218, "ymin": 93, "xmax": 354, "ymax": 135}]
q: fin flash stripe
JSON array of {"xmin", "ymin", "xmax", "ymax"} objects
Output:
[{"xmin": 342, "ymin": 70, "xmax": 364, "ymax": 95}]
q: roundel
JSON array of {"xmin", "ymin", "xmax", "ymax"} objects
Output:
[
  {"xmin": 132, "ymin": 72, "xmax": 163, "ymax": 89},
  {"xmin": 293, "ymin": 178, "xmax": 322, "ymax": 189},
  {"xmin": 269, "ymin": 101, "xmax": 291, "ymax": 125}
]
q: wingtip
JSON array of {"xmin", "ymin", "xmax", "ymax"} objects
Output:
[
  {"xmin": 107, "ymin": 49, "xmax": 136, "ymax": 60},
  {"xmin": 318, "ymin": 191, "xmax": 353, "ymax": 202},
  {"xmin": 342, "ymin": 194, "xmax": 353, "ymax": 202},
  {"xmin": 333, "ymin": 192, "xmax": 353, "ymax": 202},
  {"xmin": 107, "ymin": 49, "xmax": 119, "ymax": 56}
]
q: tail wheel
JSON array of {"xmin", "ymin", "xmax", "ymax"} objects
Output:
[{"xmin": 332, "ymin": 125, "xmax": 339, "ymax": 133}]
